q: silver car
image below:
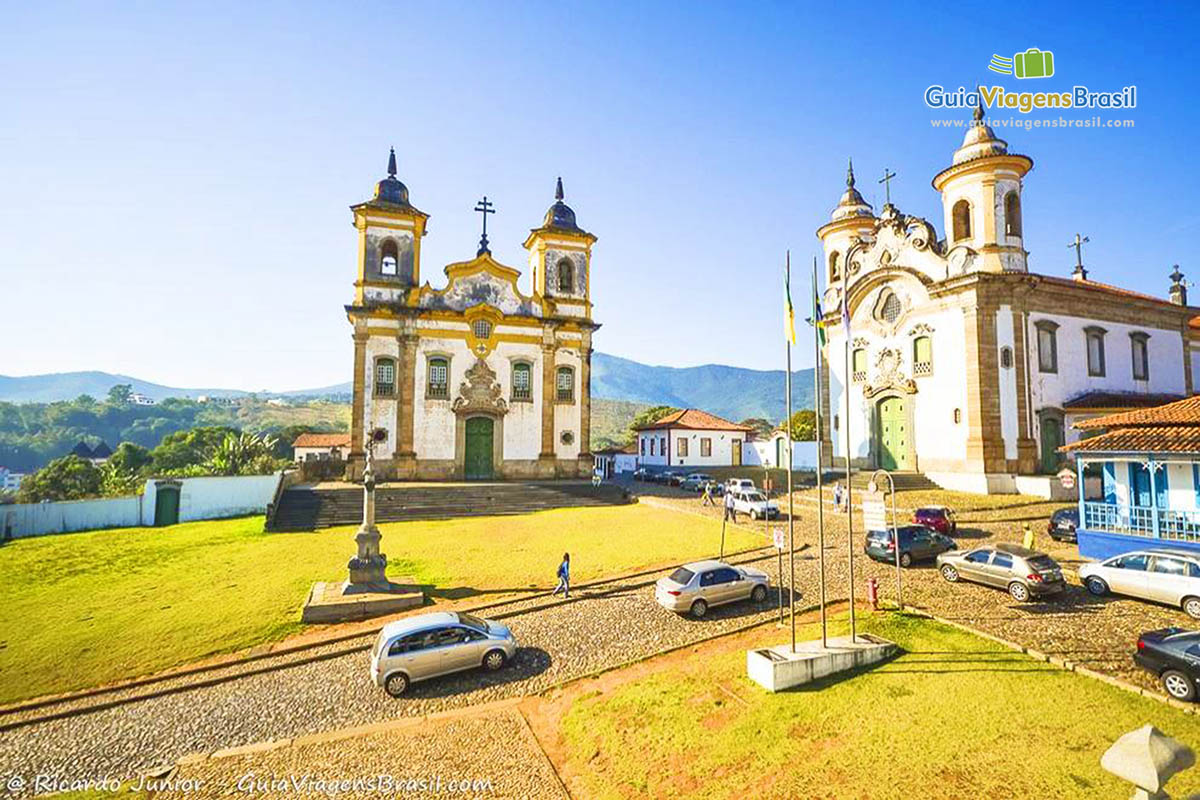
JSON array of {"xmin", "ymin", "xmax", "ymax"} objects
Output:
[
  {"xmin": 369, "ymin": 611, "xmax": 517, "ymax": 696},
  {"xmin": 654, "ymin": 559, "xmax": 770, "ymax": 618},
  {"xmin": 937, "ymin": 543, "xmax": 1065, "ymax": 602},
  {"xmin": 1079, "ymin": 549, "xmax": 1200, "ymax": 618}
]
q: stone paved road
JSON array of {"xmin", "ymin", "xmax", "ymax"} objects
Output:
[{"xmin": 3, "ymin": 488, "xmax": 1193, "ymax": 796}]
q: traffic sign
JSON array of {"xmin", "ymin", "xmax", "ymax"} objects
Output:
[
  {"xmin": 862, "ymin": 490, "xmax": 887, "ymax": 532},
  {"xmin": 773, "ymin": 527, "xmax": 785, "ymax": 551}
]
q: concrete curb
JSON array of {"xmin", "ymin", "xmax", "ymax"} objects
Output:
[{"xmin": 902, "ymin": 605, "xmax": 1194, "ymax": 714}]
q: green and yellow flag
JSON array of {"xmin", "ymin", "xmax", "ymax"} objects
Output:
[
  {"xmin": 812, "ymin": 256, "xmax": 825, "ymax": 347},
  {"xmin": 784, "ymin": 251, "xmax": 796, "ymax": 344}
]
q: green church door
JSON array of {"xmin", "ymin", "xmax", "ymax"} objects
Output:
[
  {"xmin": 877, "ymin": 397, "xmax": 910, "ymax": 471},
  {"xmin": 464, "ymin": 417, "xmax": 495, "ymax": 480},
  {"xmin": 1040, "ymin": 416, "xmax": 1063, "ymax": 474}
]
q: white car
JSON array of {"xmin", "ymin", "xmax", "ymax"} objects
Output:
[
  {"xmin": 1078, "ymin": 548, "xmax": 1200, "ymax": 619},
  {"xmin": 725, "ymin": 478, "xmax": 756, "ymax": 495},
  {"xmin": 731, "ymin": 490, "xmax": 779, "ymax": 520}
]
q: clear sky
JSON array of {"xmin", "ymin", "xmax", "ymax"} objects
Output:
[{"xmin": 2, "ymin": 1, "xmax": 1197, "ymax": 391}]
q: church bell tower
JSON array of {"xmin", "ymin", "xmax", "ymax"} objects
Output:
[
  {"xmin": 350, "ymin": 148, "xmax": 429, "ymax": 304},
  {"xmin": 524, "ymin": 178, "xmax": 597, "ymax": 319}
]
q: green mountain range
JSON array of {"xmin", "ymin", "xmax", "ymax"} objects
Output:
[{"xmin": 0, "ymin": 354, "xmax": 814, "ymax": 422}]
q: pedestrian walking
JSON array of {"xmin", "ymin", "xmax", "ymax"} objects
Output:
[
  {"xmin": 702, "ymin": 481, "xmax": 715, "ymax": 506},
  {"xmin": 553, "ymin": 552, "xmax": 571, "ymax": 598},
  {"xmin": 723, "ymin": 489, "xmax": 737, "ymax": 523},
  {"xmin": 833, "ymin": 481, "xmax": 844, "ymax": 513},
  {"xmin": 1022, "ymin": 521, "xmax": 1034, "ymax": 550}
]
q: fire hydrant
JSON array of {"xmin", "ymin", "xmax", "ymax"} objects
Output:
[{"xmin": 866, "ymin": 577, "xmax": 879, "ymax": 610}]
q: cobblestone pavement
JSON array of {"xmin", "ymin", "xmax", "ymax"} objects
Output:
[
  {"xmin": 1, "ymin": 486, "xmax": 1189, "ymax": 796},
  {"xmin": 155, "ymin": 707, "xmax": 566, "ymax": 800}
]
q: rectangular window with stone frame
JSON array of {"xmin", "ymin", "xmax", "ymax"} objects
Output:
[
  {"xmin": 511, "ymin": 362, "xmax": 532, "ymax": 402},
  {"xmin": 1131, "ymin": 332, "xmax": 1150, "ymax": 381},
  {"xmin": 427, "ymin": 356, "xmax": 449, "ymax": 399},
  {"xmin": 677, "ymin": 438, "xmax": 688, "ymax": 458},
  {"xmin": 1085, "ymin": 327, "xmax": 1106, "ymax": 377},
  {"xmin": 555, "ymin": 366, "xmax": 575, "ymax": 403},
  {"xmin": 1035, "ymin": 321, "xmax": 1058, "ymax": 374},
  {"xmin": 852, "ymin": 348, "xmax": 867, "ymax": 383},
  {"xmin": 700, "ymin": 438, "xmax": 712, "ymax": 457},
  {"xmin": 374, "ymin": 358, "xmax": 396, "ymax": 397},
  {"xmin": 912, "ymin": 336, "xmax": 932, "ymax": 377}
]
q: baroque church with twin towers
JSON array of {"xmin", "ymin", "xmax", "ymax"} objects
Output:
[
  {"xmin": 817, "ymin": 104, "xmax": 1200, "ymax": 494},
  {"xmin": 343, "ymin": 151, "xmax": 598, "ymax": 482}
]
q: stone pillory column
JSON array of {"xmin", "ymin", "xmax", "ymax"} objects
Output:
[{"xmin": 347, "ymin": 437, "xmax": 388, "ymax": 588}]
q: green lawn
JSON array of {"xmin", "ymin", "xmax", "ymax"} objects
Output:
[
  {"xmin": 561, "ymin": 612, "xmax": 1200, "ymax": 799},
  {"xmin": 0, "ymin": 504, "xmax": 764, "ymax": 705}
]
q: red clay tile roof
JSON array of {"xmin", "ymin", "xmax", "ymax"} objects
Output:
[
  {"xmin": 1074, "ymin": 395, "xmax": 1200, "ymax": 431},
  {"xmin": 293, "ymin": 433, "xmax": 352, "ymax": 448},
  {"xmin": 1061, "ymin": 426, "xmax": 1200, "ymax": 454},
  {"xmin": 1063, "ymin": 391, "xmax": 1185, "ymax": 412},
  {"xmin": 634, "ymin": 409, "xmax": 752, "ymax": 432},
  {"xmin": 1034, "ymin": 273, "xmax": 1187, "ymax": 308}
]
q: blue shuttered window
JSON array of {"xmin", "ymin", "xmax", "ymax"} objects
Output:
[
  {"xmin": 1129, "ymin": 463, "xmax": 1153, "ymax": 508},
  {"xmin": 1102, "ymin": 462, "xmax": 1117, "ymax": 504}
]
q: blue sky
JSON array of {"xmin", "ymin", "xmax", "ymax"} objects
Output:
[{"xmin": 2, "ymin": 1, "xmax": 1197, "ymax": 390}]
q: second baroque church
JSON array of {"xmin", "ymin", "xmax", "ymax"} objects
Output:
[
  {"xmin": 817, "ymin": 106, "xmax": 1200, "ymax": 495},
  {"xmin": 344, "ymin": 151, "xmax": 598, "ymax": 481}
]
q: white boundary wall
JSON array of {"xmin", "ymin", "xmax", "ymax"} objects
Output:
[
  {"xmin": 1, "ymin": 473, "xmax": 283, "ymax": 539},
  {"xmin": 743, "ymin": 439, "xmax": 819, "ymax": 470}
]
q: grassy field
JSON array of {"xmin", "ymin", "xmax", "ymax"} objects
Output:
[
  {"xmin": 0, "ymin": 504, "xmax": 764, "ymax": 704},
  {"xmin": 559, "ymin": 612, "xmax": 1200, "ymax": 799}
]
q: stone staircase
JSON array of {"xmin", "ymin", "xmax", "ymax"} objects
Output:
[
  {"xmin": 825, "ymin": 471, "xmax": 940, "ymax": 492},
  {"xmin": 268, "ymin": 481, "xmax": 633, "ymax": 532}
]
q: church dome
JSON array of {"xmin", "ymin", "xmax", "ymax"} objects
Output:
[
  {"xmin": 373, "ymin": 148, "xmax": 411, "ymax": 206},
  {"xmin": 831, "ymin": 159, "xmax": 874, "ymax": 221},
  {"xmin": 952, "ymin": 102, "xmax": 1009, "ymax": 165},
  {"xmin": 542, "ymin": 177, "xmax": 581, "ymax": 231}
]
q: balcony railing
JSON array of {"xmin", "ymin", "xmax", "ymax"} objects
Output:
[{"xmin": 1083, "ymin": 501, "xmax": 1200, "ymax": 541}]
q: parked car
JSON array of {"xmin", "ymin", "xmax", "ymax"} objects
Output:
[
  {"xmin": 681, "ymin": 473, "xmax": 715, "ymax": 492},
  {"xmin": 1078, "ymin": 549, "xmax": 1200, "ymax": 619},
  {"xmin": 937, "ymin": 543, "xmax": 1065, "ymax": 601},
  {"xmin": 370, "ymin": 611, "xmax": 516, "ymax": 697},
  {"xmin": 725, "ymin": 478, "xmax": 756, "ymax": 495},
  {"xmin": 865, "ymin": 525, "xmax": 956, "ymax": 567},
  {"xmin": 1047, "ymin": 508, "xmax": 1080, "ymax": 542},
  {"xmin": 632, "ymin": 467, "xmax": 650, "ymax": 482},
  {"xmin": 913, "ymin": 506, "xmax": 957, "ymax": 535},
  {"xmin": 664, "ymin": 471, "xmax": 685, "ymax": 487},
  {"xmin": 1135, "ymin": 627, "xmax": 1200, "ymax": 701},
  {"xmin": 730, "ymin": 490, "xmax": 780, "ymax": 520},
  {"xmin": 654, "ymin": 559, "xmax": 770, "ymax": 619}
]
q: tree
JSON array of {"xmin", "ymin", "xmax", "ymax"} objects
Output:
[
  {"xmin": 151, "ymin": 426, "xmax": 238, "ymax": 472},
  {"xmin": 108, "ymin": 442, "xmax": 152, "ymax": 474},
  {"xmin": 17, "ymin": 455, "xmax": 103, "ymax": 503},
  {"xmin": 206, "ymin": 432, "xmax": 282, "ymax": 476},
  {"xmin": 786, "ymin": 410, "xmax": 817, "ymax": 441},
  {"xmin": 625, "ymin": 406, "xmax": 680, "ymax": 444},
  {"xmin": 107, "ymin": 384, "xmax": 134, "ymax": 406},
  {"xmin": 74, "ymin": 394, "xmax": 97, "ymax": 407},
  {"xmin": 739, "ymin": 417, "xmax": 774, "ymax": 439}
]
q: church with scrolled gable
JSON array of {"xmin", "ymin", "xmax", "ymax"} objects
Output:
[
  {"xmin": 344, "ymin": 151, "xmax": 597, "ymax": 481},
  {"xmin": 817, "ymin": 106, "xmax": 1200, "ymax": 495}
]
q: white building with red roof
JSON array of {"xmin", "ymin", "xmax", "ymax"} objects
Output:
[
  {"xmin": 633, "ymin": 409, "xmax": 752, "ymax": 468},
  {"xmin": 292, "ymin": 432, "xmax": 352, "ymax": 463}
]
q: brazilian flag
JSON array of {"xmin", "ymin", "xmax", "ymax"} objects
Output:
[
  {"xmin": 784, "ymin": 253, "xmax": 796, "ymax": 344},
  {"xmin": 812, "ymin": 279, "xmax": 825, "ymax": 347}
]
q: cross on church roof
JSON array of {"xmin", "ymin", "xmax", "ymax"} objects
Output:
[
  {"xmin": 1069, "ymin": 232, "xmax": 1090, "ymax": 280},
  {"xmin": 878, "ymin": 168, "xmax": 897, "ymax": 205},
  {"xmin": 474, "ymin": 196, "xmax": 496, "ymax": 256}
]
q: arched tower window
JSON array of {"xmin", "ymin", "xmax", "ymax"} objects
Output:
[
  {"xmin": 557, "ymin": 258, "xmax": 574, "ymax": 294},
  {"xmin": 1004, "ymin": 192, "xmax": 1022, "ymax": 237},
  {"xmin": 380, "ymin": 239, "xmax": 399, "ymax": 276},
  {"xmin": 829, "ymin": 251, "xmax": 841, "ymax": 282},
  {"xmin": 952, "ymin": 200, "xmax": 972, "ymax": 242}
]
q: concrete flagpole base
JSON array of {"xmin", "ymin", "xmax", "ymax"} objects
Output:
[{"xmin": 746, "ymin": 634, "xmax": 898, "ymax": 692}]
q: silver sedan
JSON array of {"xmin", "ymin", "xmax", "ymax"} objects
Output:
[
  {"xmin": 655, "ymin": 559, "xmax": 770, "ymax": 618},
  {"xmin": 370, "ymin": 611, "xmax": 517, "ymax": 696}
]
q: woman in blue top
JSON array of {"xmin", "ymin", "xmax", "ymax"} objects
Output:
[{"xmin": 553, "ymin": 552, "xmax": 570, "ymax": 599}]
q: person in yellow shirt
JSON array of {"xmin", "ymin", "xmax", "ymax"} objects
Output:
[{"xmin": 1022, "ymin": 521, "xmax": 1034, "ymax": 550}]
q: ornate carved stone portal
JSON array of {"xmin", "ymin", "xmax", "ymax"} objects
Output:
[
  {"xmin": 863, "ymin": 347, "xmax": 917, "ymax": 399},
  {"xmin": 452, "ymin": 358, "xmax": 509, "ymax": 416}
]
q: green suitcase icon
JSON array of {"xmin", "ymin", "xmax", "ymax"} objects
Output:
[{"xmin": 1014, "ymin": 48, "xmax": 1054, "ymax": 79}]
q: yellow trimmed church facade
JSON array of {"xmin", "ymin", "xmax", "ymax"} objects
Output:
[{"xmin": 345, "ymin": 151, "xmax": 598, "ymax": 481}]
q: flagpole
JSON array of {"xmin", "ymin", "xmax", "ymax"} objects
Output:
[
  {"xmin": 842, "ymin": 246, "xmax": 857, "ymax": 644},
  {"xmin": 811, "ymin": 256, "xmax": 827, "ymax": 649},
  {"xmin": 785, "ymin": 251, "xmax": 796, "ymax": 653}
]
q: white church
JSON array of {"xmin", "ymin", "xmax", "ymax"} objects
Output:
[
  {"xmin": 817, "ymin": 105, "xmax": 1200, "ymax": 495},
  {"xmin": 343, "ymin": 151, "xmax": 598, "ymax": 481}
]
